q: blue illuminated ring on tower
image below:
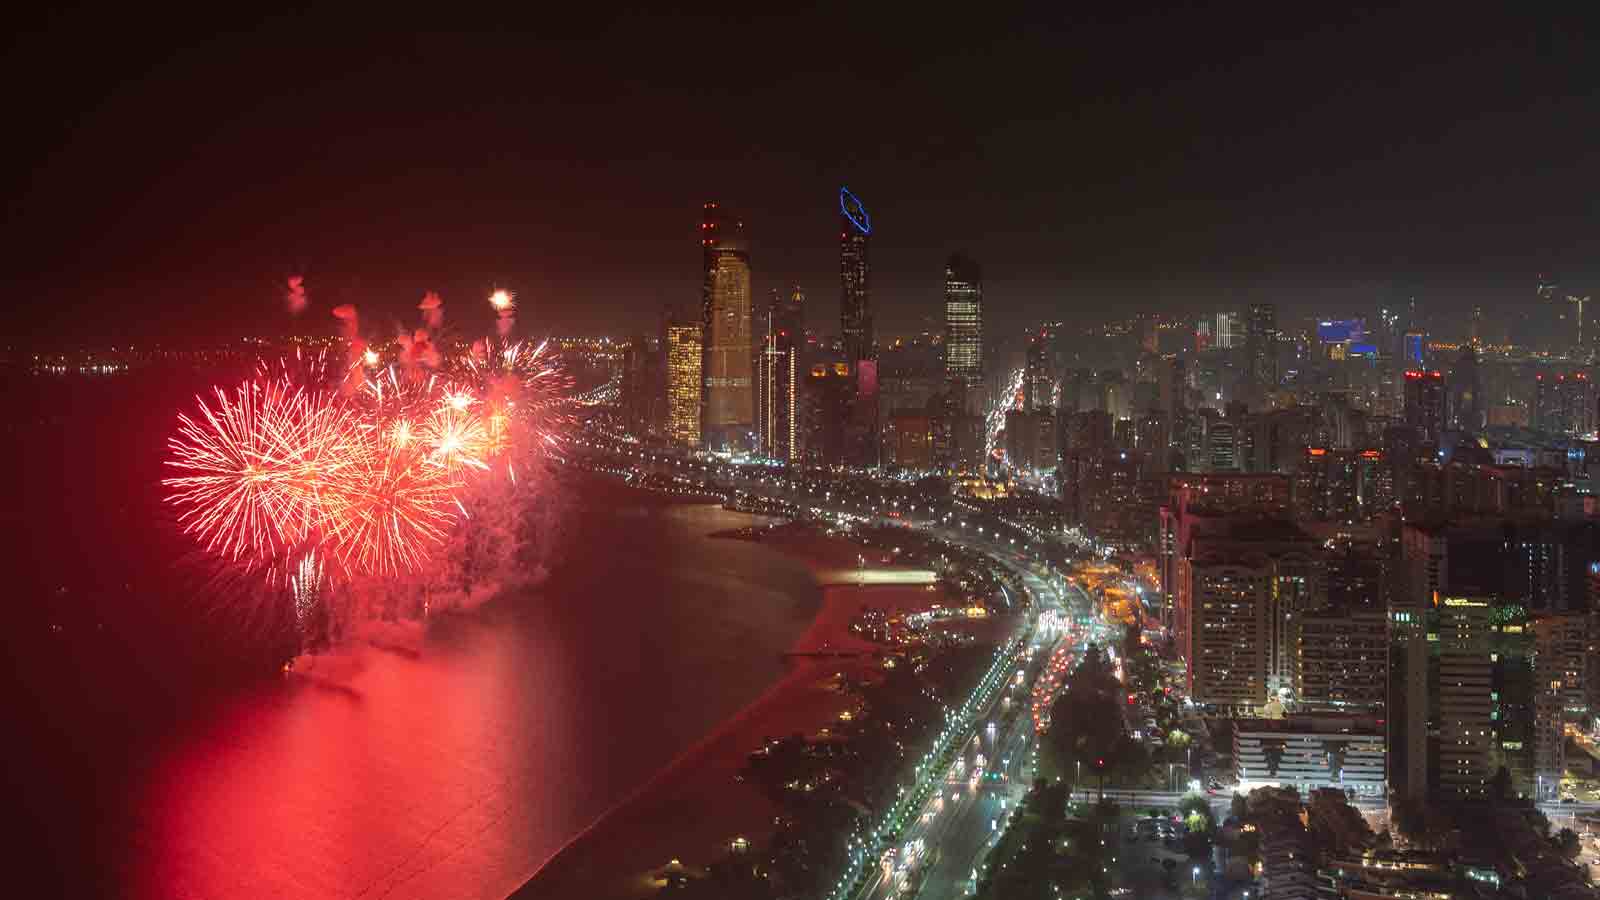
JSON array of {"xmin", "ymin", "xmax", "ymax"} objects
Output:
[{"xmin": 840, "ymin": 187, "xmax": 871, "ymax": 235}]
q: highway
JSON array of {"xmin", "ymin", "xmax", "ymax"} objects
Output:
[{"xmin": 901, "ymin": 563, "xmax": 1075, "ymax": 900}]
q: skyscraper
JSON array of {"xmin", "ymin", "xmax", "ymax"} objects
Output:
[
  {"xmin": 839, "ymin": 187, "xmax": 873, "ymax": 363},
  {"xmin": 1024, "ymin": 324, "xmax": 1058, "ymax": 412},
  {"xmin": 1403, "ymin": 369, "xmax": 1445, "ymax": 443},
  {"xmin": 1447, "ymin": 346, "xmax": 1483, "ymax": 432},
  {"xmin": 701, "ymin": 201, "xmax": 753, "ymax": 449},
  {"xmin": 1215, "ymin": 311, "xmax": 1241, "ymax": 349},
  {"xmin": 1435, "ymin": 596, "xmax": 1493, "ymax": 799},
  {"xmin": 1535, "ymin": 371, "xmax": 1596, "ymax": 436},
  {"xmin": 943, "ymin": 252, "xmax": 983, "ymax": 397},
  {"xmin": 758, "ymin": 287, "xmax": 802, "ymax": 461},
  {"xmin": 1538, "ymin": 273, "xmax": 1561, "ymax": 350},
  {"xmin": 665, "ymin": 321, "xmax": 703, "ymax": 447},
  {"xmin": 1246, "ymin": 302, "xmax": 1278, "ymax": 392}
]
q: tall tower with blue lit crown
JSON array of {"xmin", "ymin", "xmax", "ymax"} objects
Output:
[{"xmin": 839, "ymin": 187, "xmax": 873, "ymax": 363}]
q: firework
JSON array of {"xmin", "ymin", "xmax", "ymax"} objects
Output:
[
  {"xmin": 456, "ymin": 337, "xmax": 574, "ymax": 449},
  {"xmin": 320, "ymin": 428, "xmax": 459, "ymax": 577},
  {"xmin": 164, "ymin": 288, "xmax": 572, "ymax": 588},
  {"xmin": 291, "ymin": 550, "xmax": 325, "ymax": 626},
  {"xmin": 419, "ymin": 402, "xmax": 491, "ymax": 474},
  {"xmin": 164, "ymin": 380, "xmax": 358, "ymax": 565}
]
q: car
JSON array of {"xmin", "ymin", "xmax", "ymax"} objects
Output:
[{"xmin": 1561, "ymin": 795, "xmax": 1577, "ymax": 804}]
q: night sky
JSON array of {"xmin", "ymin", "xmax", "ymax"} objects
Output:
[{"xmin": 5, "ymin": 7, "xmax": 1600, "ymax": 346}]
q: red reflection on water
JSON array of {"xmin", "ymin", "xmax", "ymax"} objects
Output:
[{"xmin": 128, "ymin": 619, "xmax": 584, "ymax": 900}]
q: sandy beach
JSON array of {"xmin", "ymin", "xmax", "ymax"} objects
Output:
[{"xmin": 511, "ymin": 529, "xmax": 945, "ymax": 900}]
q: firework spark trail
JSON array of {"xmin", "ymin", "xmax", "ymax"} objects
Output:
[
  {"xmin": 320, "ymin": 427, "xmax": 460, "ymax": 578},
  {"xmin": 489, "ymin": 288, "xmax": 515, "ymax": 337},
  {"xmin": 292, "ymin": 549, "xmax": 324, "ymax": 626},
  {"xmin": 419, "ymin": 402, "xmax": 491, "ymax": 474},
  {"xmin": 165, "ymin": 290, "xmax": 574, "ymax": 585},
  {"xmin": 164, "ymin": 380, "xmax": 342, "ymax": 564}
]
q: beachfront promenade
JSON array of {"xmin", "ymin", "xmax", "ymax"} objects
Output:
[{"xmin": 521, "ymin": 440, "xmax": 1086, "ymax": 900}]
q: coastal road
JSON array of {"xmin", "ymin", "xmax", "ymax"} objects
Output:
[{"xmin": 896, "ymin": 563, "xmax": 1076, "ymax": 900}]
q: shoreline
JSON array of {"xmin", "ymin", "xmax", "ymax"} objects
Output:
[{"xmin": 510, "ymin": 525, "xmax": 944, "ymax": 900}]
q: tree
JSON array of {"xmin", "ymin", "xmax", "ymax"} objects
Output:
[
  {"xmin": 1123, "ymin": 618, "xmax": 1143, "ymax": 661},
  {"xmin": 1491, "ymin": 765, "xmax": 1511, "ymax": 802},
  {"xmin": 1045, "ymin": 645, "xmax": 1127, "ymax": 794},
  {"xmin": 1529, "ymin": 807, "xmax": 1552, "ymax": 838},
  {"xmin": 1557, "ymin": 827, "xmax": 1582, "ymax": 861},
  {"xmin": 1177, "ymin": 792, "xmax": 1212, "ymax": 822},
  {"xmin": 1167, "ymin": 729, "xmax": 1192, "ymax": 751}
]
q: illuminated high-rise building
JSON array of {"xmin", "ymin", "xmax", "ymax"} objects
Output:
[
  {"xmin": 1435, "ymin": 596, "xmax": 1493, "ymax": 799},
  {"xmin": 1246, "ymin": 302, "xmax": 1278, "ymax": 391},
  {"xmin": 758, "ymin": 286, "xmax": 802, "ymax": 461},
  {"xmin": 1024, "ymin": 323, "xmax": 1058, "ymax": 411},
  {"xmin": 665, "ymin": 321, "xmax": 703, "ymax": 447},
  {"xmin": 701, "ymin": 201, "xmax": 753, "ymax": 449},
  {"xmin": 943, "ymin": 252, "xmax": 982, "ymax": 396},
  {"xmin": 1403, "ymin": 368, "xmax": 1445, "ymax": 443},
  {"xmin": 1214, "ymin": 311, "xmax": 1241, "ymax": 349},
  {"xmin": 839, "ymin": 187, "xmax": 873, "ymax": 363}
]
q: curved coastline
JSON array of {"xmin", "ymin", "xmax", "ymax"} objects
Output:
[{"xmin": 510, "ymin": 521, "xmax": 938, "ymax": 900}]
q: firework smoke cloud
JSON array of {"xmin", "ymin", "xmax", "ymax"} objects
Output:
[{"xmin": 285, "ymin": 275, "xmax": 308, "ymax": 315}]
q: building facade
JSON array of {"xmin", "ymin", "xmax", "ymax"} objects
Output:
[
  {"xmin": 1247, "ymin": 302, "xmax": 1279, "ymax": 392},
  {"xmin": 1233, "ymin": 716, "xmax": 1387, "ymax": 798},
  {"xmin": 943, "ymin": 252, "xmax": 983, "ymax": 396},
  {"xmin": 665, "ymin": 322, "xmax": 703, "ymax": 447},
  {"xmin": 701, "ymin": 201, "xmax": 753, "ymax": 449},
  {"xmin": 839, "ymin": 187, "xmax": 873, "ymax": 364},
  {"xmin": 1435, "ymin": 596, "xmax": 1494, "ymax": 799}
]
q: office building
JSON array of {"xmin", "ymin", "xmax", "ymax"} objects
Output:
[
  {"xmin": 943, "ymin": 252, "xmax": 983, "ymax": 393},
  {"xmin": 1247, "ymin": 303, "xmax": 1279, "ymax": 392},
  {"xmin": 1294, "ymin": 447, "xmax": 1390, "ymax": 523},
  {"xmin": 1295, "ymin": 607, "xmax": 1388, "ymax": 711},
  {"xmin": 1215, "ymin": 311, "xmax": 1241, "ymax": 350},
  {"xmin": 800, "ymin": 362, "xmax": 855, "ymax": 466},
  {"xmin": 700, "ymin": 201, "xmax": 753, "ymax": 449},
  {"xmin": 885, "ymin": 411, "xmax": 934, "ymax": 469},
  {"xmin": 1435, "ymin": 596, "xmax": 1494, "ymax": 799},
  {"xmin": 1173, "ymin": 520, "xmax": 1323, "ymax": 711},
  {"xmin": 839, "ymin": 187, "xmax": 873, "ymax": 363},
  {"xmin": 1536, "ymin": 371, "xmax": 1596, "ymax": 436},
  {"xmin": 1024, "ymin": 323, "xmax": 1057, "ymax": 411},
  {"xmin": 757, "ymin": 289, "xmax": 800, "ymax": 461},
  {"xmin": 620, "ymin": 332, "xmax": 665, "ymax": 438},
  {"xmin": 1003, "ymin": 408, "xmax": 1057, "ymax": 474},
  {"xmin": 1157, "ymin": 473, "xmax": 1293, "ymax": 629},
  {"xmin": 1403, "ymin": 369, "xmax": 1445, "ymax": 444},
  {"xmin": 665, "ymin": 322, "xmax": 703, "ymax": 447},
  {"xmin": 1447, "ymin": 346, "xmax": 1484, "ymax": 432}
]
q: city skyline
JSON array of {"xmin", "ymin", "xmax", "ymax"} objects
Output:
[{"xmin": 19, "ymin": 9, "xmax": 1600, "ymax": 900}]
